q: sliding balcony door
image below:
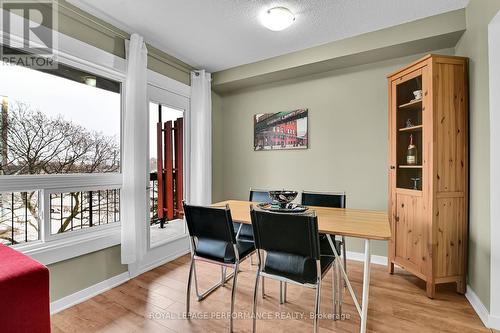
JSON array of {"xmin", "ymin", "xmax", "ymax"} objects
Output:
[
  {"xmin": 147, "ymin": 84, "xmax": 189, "ymax": 249},
  {"xmin": 126, "ymin": 75, "xmax": 191, "ymax": 277}
]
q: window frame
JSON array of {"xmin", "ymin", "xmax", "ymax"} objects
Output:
[{"xmin": 0, "ymin": 26, "xmax": 127, "ymax": 264}]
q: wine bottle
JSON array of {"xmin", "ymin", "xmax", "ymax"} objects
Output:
[{"xmin": 407, "ymin": 134, "xmax": 417, "ymax": 165}]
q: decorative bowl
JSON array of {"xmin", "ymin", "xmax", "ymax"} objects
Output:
[{"xmin": 268, "ymin": 190, "xmax": 298, "ymax": 208}]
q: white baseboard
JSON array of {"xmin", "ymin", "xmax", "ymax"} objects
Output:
[
  {"xmin": 346, "ymin": 250, "xmax": 388, "ymax": 266},
  {"xmin": 465, "ymin": 285, "xmax": 500, "ymax": 330},
  {"xmin": 50, "ymin": 271, "xmax": 130, "ymax": 315},
  {"xmin": 465, "ymin": 285, "xmax": 491, "ymax": 328}
]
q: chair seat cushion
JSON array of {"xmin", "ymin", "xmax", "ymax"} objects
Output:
[
  {"xmin": 263, "ymin": 251, "xmax": 334, "ymax": 284},
  {"xmin": 195, "ymin": 238, "xmax": 255, "ymax": 264}
]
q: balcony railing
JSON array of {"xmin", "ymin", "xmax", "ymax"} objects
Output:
[
  {"xmin": 0, "ymin": 186, "xmax": 121, "ymax": 246},
  {"xmin": 0, "ymin": 191, "xmax": 39, "ymax": 246},
  {"xmin": 50, "ymin": 189, "xmax": 120, "ymax": 234},
  {"xmin": 150, "ymin": 172, "xmax": 159, "ymax": 224}
]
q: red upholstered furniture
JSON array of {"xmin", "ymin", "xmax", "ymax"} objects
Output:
[{"xmin": 0, "ymin": 244, "xmax": 50, "ymax": 333}]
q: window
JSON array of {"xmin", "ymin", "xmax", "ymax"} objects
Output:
[
  {"xmin": 0, "ymin": 59, "xmax": 120, "ymax": 176},
  {"xmin": 0, "ymin": 51, "xmax": 123, "ymax": 248}
]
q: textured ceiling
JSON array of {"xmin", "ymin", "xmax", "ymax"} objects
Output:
[{"xmin": 68, "ymin": 0, "xmax": 468, "ymax": 72}]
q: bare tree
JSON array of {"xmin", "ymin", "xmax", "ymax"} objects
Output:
[
  {"xmin": 0, "ymin": 101, "xmax": 120, "ymax": 245},
  {"xmin": 1, "ymin": 101, "xmax": 119, "ymax": 175}
]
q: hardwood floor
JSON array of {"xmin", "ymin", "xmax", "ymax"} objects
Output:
[{"xmin": 52, "ymin": 255, "xmax": 491, "ymax": 333}]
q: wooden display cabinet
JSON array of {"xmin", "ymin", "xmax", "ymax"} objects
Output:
[{"xmin": 387, "ymin": 54, "xmax": 468, "ymax": 298}]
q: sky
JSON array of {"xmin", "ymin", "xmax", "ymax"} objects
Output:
[{"xmin": 0, "ymin": 62, "xmax": 121, "ymax": 138}]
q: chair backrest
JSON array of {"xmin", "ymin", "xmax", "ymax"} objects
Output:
[
  {"xmin": 249, "ymin": 188, "xmax": 271, "ymax": 203},
  {"xmin": 183, "ymin": 202, "xmax": 236, "ymax": 244},
  {"xmin": 301, "ymin": 191, "xmax": 346, "ymax": 208},
  {"xmin": 250, "ymin": 207, "xmax": 320, "ymax": 260}
]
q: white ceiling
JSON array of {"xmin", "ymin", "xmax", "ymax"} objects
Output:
[{"xmin": 68, "ymin": 0, "xmax": 469, "ymax": 72}]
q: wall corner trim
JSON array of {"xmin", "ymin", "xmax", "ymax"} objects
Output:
[{"xmin": 50, "ymin": 271, "xmax": 130, "ymax": 315}]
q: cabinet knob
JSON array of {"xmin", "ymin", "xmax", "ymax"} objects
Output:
[
  {"xmin": 395, "ymin": 216, "xmax": 400, "ymax": 222},
  {"xmin": 390, "ymin": 165, "xmax": 396, "ymax": 170}
]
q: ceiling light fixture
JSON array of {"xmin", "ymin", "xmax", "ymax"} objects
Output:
[
  {"xmin": 83, "ymin": 76, "xmax": 97, "ymax": 87},
  {"xmin": 261, "ymin": 7, "xmax": 295, "ymax": 31}
]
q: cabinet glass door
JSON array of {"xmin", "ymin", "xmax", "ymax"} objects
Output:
[{"xmin": 395, "ymin": 72, "xmax": 423, "ymax": 191}]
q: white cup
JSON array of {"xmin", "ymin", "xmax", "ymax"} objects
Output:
[{"xmin": 413, "ymin": 90, "xmax": 423, "ymax": 100}]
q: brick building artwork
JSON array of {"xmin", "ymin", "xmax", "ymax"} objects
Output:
[{"xmin": 254, "ymin": 109, "xmax": 308, "ymax": 151}]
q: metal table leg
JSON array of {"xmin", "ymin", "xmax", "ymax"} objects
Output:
[
  {"xmin": 326, "ymin": 235, "xmax": 372, "ymax": 333},
  {"xmin": 360, "ymin": 239, "xmax": 371, "ymax": 333}
]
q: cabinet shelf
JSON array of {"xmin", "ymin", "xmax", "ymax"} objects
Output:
[
  {"xmin": 398, "ymin": 125, "xmax": 423, "ymax": 132},
  {"xmin": 398, "ymin": 99, "xmax": 422, "ymax": 111},
  {"xmin": 398, "ymin": 165, "xmax": 422, "ymax": 169}
]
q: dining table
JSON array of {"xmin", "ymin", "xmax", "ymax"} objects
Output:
[{"xmin": 212, "ymin": 199, "xmax": 391, "ymax": 333}]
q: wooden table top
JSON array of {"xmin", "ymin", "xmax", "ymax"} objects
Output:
[{"xmin": 213, "ymin": 200, "xmax": 391, "ymax": 241}]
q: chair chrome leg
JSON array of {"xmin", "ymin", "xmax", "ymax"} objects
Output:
[
  {"xmin": 186, "ymin": 257, "xmax": 195, "ymax": 316},
  {"xmin": 314, "ymin": 261, "xmax": 322, "ymax": 333},
  {"xmin": 252, "ymin": 269, "xmax": 260, "ymax": 333},
  {"xmin": 284, "ymin": 282, "xmax": 287, "ymax": 303},
  {"xmin": 221, "ymin": 266, "xmax": 227, "ymax": 287},
  {"xmin": 279, "ymin": 281, "xmax": 284, "ymax": 304},
  {"xmin": 332, "ymin": 262, "xmax": 337, "ymax": 319},
  {"xmin": 193, "ymin": 260, "xmax": 200, "ymax": 298},
  {"xmin": 230, "ymin": 262, "xmax": 239, "ymax": 333},
  {"xmin": 193, "ymin": 260, "xmax": 234, "ymax": 301},
  {"xmin": 261, "ymin": 276, "xmax": 265, "ymax": 298},
  {"xmin": 314, "ymin": 283, "xmax": 321, "ymax": 333}
]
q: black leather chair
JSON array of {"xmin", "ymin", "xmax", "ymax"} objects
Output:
[
  {"xmin": 233, "ymin": 189, "xmax": 271, "ymax": 242},
  {"xmin": 184, "ymin": 202, "xmax": 255, "ymax": 332},
  {"xmin": 301, "ymin": 191, "xmax": 346, "ymax": 314},
  {"xmin": 250, "ymin": 207, "xmax": 336, "ymax": 333}
]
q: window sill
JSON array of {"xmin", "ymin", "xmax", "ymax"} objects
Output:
[{"xmin": 14, "ymin": 224, "xmax": 121, "ymax": 265}]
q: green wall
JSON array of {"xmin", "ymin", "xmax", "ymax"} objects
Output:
[
  {"xmin": 48, "ymin": 246, "xmax": 126, "ymax": 301},
  {"xmin": 44, "ymin": 1, "xmax": 193, "ymax": 302},
  {"xmin": 455, "ymin": 0, "xmax": 500, "ymax": 312},
  {"xmin": 212, "ymin": 49, "xmax": 454, "ymax": 257}
]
